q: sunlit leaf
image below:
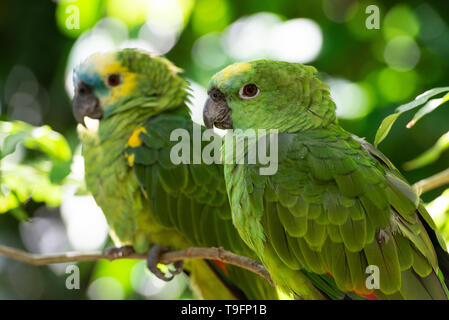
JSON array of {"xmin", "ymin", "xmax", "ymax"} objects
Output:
[
  {"xmin": 443, "ymin": 92, "xmax": 449, "ymax": 103},
  {"xmin": 1, "ymin": 132, "xmax": 28, "ymax": 158},
  {"xmin": 24, "ymin": 126, "xmax": 72, "ymax": 161},
  {"xmin": 374, "ymin": 112, "xmax": 401, "ymax": 146},
  {"xmin": 0, "ymin": 162, "xmax": 64, "ymax": 213},
  {"xmin": 404, "ymin": 131, "xmax": 449, "ymax": 170},
  {"xmin": 10, "ymin": 207, "xmax": 29, "ymax": 221},
  {"xmin": 374, "ymin": 87, "xmax": 449, "ymax": 146},
  {"xmin": 426, "ymin": 188, "xmax": 449, "ymax": 251},
  {"xmin": 407, "ymin": 94, "xmax": 449, "ymax": 128},
  {"xmin": 0, "ymin": 189, "xmax": 20, "ymax": 214},
  {"xmin": 49, "ymin": 160, "xmax": 72, "ymax": 184},
  {"xmin": 0, "ymin": 121, "xmax": 71, "ymax": 161},
  {"xmin": 396, "ymin": 87, "xmax": 449, "ymax": 113}
]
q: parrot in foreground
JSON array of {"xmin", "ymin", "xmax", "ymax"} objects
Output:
[
  {"xmin": 71, "ymin": 49, "xmax": 283, "ymax": 299},
  {"xmin": 203, "ymin": 60, "xmax": 449, "ymax": 299}
]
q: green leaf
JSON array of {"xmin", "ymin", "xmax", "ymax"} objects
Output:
[
  {"xmin": 374, "ymin": 112, "xmax": 401, "ymax": 147},
  {"xmin": 0, "ymin": 188, "xmax": 20, "ymax": 213},
  {"xmin": 404, "ymin": 131, "xmax": 449, "ymax": 170},
  {"xmin": 1, "ymin": 162, "xmax": 64, "ymax": 211},
  {"xmin": 24, "ymin": 126, "xmax": 72, "ymax": 161},
  {"xmin": 407, "ymin": 95, "xmax": 449, "ymax": 128},
  {"xmin": 0, "ymin": 121, "xmax": 71, "ymax": 161},
  {"xmin": 426, "ymin": 188, "xmax": 449, "ymax": 251},
  {"xmin": 374, "ymin": 87, "xmax": 449, "ymax": 146},
  {"xmin": 1, "ymin": 132, "xmax": 28, "ymax": 158},
  {"xmin": 49, "ymin": 160, "xmax": 72, "ymax": 184},
  {"xmin": 396, "ymin": 87, "xmax": 449, "ymax": 113},
  {"xmin": 443, "ymin": 92, "xmax": 449, "ymax": 103},
  {"xmin": 10, "ymin": 207, "xmax": 29, "ymax": 221}
]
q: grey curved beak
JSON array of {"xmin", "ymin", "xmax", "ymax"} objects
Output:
[
  {"xmin": 203, "ymin": 89, "xmax": 233, "ymax": 129},
  {"xmin": 72, "ymin": 82, "xmax": 103, "ymax": 127},
  {"xmin": 203, "ymin": 97, "xmax": 217, "ymax": 129}
]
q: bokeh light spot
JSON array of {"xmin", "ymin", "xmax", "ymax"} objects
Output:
[
  {"xmin": 56, "ymin": 0, "xmax": 102, "ymax": 38},
  {"xmin": 384, "ymin": 36, "xmax": 420, "ymax": 72},
  {"xmin": 138, "ymin": 21, "xmax": 178, "ymax": 55},
  {"xmin": 60, "ymin": 186, "xmax": 109, "ymax": 251},
  {"xmin": 192, "ymin": 33, "xmax": 228, "ymax": 70},
  {"xmin": 322, "ymin": 0, "xmax": 358, "ymax": 23},
  {"xmin": 383, "ymin": 4, "xmax": 420, "ymax": 40},
  {"xmin": 377, "ymin": 67, "xmax": 418, "ymax": 102},
  {"xmin": 192, "ymin": 0, "xmax": 230, "ymax": 35},
  {"xmin": 327, "ymin": 78, "xmax": 371, "ymax": 119},
  {"xmin": 223, "ymin": 13, "xmax": 322, "ymax": 63},
  {"xmin": 87, "ymin": 277, "xmax": 125, "ymax": 300},
  {"xmin": 223, "ymin": 13, "xmax": 282, "ymax": 61},
  {"xmin": 146, "ymin": 0, "xmax": 185, "ymax": 34},
  {"xmin": 269, "ymin": 18, "xmax": 323, "ymax": 63},
  {"xmin": 106, "ymin": 0, "xmax": 149, "ymax": 28}
]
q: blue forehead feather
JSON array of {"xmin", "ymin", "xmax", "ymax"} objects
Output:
[
  {"xmin": 73, "ymin": 66, "xmax": 103, "ymax": 86},
  {"xmin": 73, "ymin": 65, "xmax": 109, "ymax": 98}
]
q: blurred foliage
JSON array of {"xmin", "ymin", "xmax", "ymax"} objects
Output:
[
  {"xmin": 0, "ymin": 121, "xmax": 71, "ymax": 215},
  {"xmin": 376, "ymin": 87, "xmax": 449, "ymax": 250},
  {"xmin": 0, "ymin": 120, "xmax": 71, "ymax": 161},
  {"xmin": 374, "ymin": 87, "xmax": 449, "ymax": 171},
  {"xmin": 375, "ymin": 87, "xmax": 449, "ymax": 146},
  {"xmin": 427, "ymin": 189, "xmax": 449, "ymax": 251},
  {"xmin": 1, "ymin": 0, "xmax": 449, "ymax": 299}
]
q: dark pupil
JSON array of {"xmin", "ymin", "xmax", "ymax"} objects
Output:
[
  {"xmin": 244, "ymin": 84, "xmax": 256, "ymax": 95},
  {"xmin": 108, "ymin": 74, "xmax": 119, "ymax": 86}
]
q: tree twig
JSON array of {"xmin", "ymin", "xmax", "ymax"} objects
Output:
[
  {"xmin": 0, "ymin": 244, "xmax": 274, "ymax": 286},
  {"xmin": 413, "ymin": 167, "xmax": 449, "ymax": 195}
]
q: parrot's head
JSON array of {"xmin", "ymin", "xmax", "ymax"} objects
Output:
[
  {"xmin": 203, "ymin": 60, "xmax": 336, "ymax": 132},
  {"xmin": 72, "ymin": 48, "xmax": 187, "ymax": 128}
]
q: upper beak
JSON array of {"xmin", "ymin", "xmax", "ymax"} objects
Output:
[
  {"xmin": 72, "ymin": 82, "xmax": 103, "ymax": 127},
  {"xmin": 203, "ymin": 89, "xmax": 233, "ymax": 129}
]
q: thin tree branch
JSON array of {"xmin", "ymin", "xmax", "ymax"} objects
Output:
[
  {"xmin": 413, "ymin": 167, "xmax": 449, "ymax": 195},
  {"xmin": 0, "ymin": 244, "xmax": 273, "ymax": 286}
]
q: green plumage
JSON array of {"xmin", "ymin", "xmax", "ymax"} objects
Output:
[{"xmin": 209, "ymin": 60, "xmax": 449, "ymax": 299}]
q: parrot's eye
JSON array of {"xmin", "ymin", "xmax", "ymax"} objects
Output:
[
  {"xmin": 239, "ymin": 84, "xmax": 259, "ymax": 99},
  {"xmin": 106, "ymin": 74, "xmax": 122, "ymax": 87}
]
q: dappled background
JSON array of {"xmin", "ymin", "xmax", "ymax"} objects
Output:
[{"xmin": 1, "ymin": 0, "xmax": 449, "ymax": 299}]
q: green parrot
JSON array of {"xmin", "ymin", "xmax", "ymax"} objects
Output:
[
  {"xmin": 203, "ymin": 60, "xmax": 449, "ymax": 300},
  {"xmin": 71, "ymin": 48, "xmax": 282, "ymax": 300}
]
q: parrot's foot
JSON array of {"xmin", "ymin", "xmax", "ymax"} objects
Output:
[
  {"xmin": 147, "ymin": 245, "xmax": 184, "ymax": 282},
  {"xmin": 103, "ymin": 245, "xmax": 135, "ymax": 259}
]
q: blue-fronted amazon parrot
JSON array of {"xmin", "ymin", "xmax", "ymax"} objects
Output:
[
  {"xmin": 71, "ymin": 48, "xmax": 284, "ymax": 299},
  {"xmin": 203, "ymin": 60, "xmax": 449, "ymax": 299}
]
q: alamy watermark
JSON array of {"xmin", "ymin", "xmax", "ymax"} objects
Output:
[
  {"xmin": 170, "ymin": 126, "xmax": 279, "ymax": 175},
  {"xmin": 365, "ymin": 265, "xmax": 380, "ymax": 290},
  {"xmin": 365, "ymin": 5, "xmax": 380, "ymax": 30},
  {"xmin": 65, "ymin": 264, "xmax": 80, "ymax": 290},
  {"xmin": 65, "ymin": 3, "xmax": 80, "ymax": 30}
]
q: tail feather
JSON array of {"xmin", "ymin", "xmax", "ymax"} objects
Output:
[
  {"xmin": 433, "ymin": 238, "xmax": 449, "ymax": 290},
  {"xmin": 187, "ymin": 259, "xmax": 243, "ymax": 299},
  {"xmin": 205, "ymin": 259, "xmax": 282, "ymax": 300},
  {"xmin": 205, "ymin": 260, "xmax": 248, "ymax": 299},
  {"xmin": 419, "ymin": 213, "xmax": 449, "ymax": 291},
  {"xmin": 399, "ymin": 269, "xmax": 448, "ymax": 300}
]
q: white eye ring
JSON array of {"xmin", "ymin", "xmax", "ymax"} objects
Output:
[{"xmin": 238, "ymin": 84, "xmax": 260, "ymax": 100}]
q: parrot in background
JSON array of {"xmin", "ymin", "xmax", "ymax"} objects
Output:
[
  {"xmin": 203, "ymin": 60, "xmax": 449, "ymax": 299},
  {"xmin": 71, "ymin": 48, "xmax": 282, "ymax": 299}
]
